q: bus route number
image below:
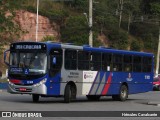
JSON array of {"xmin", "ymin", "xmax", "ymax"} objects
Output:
[
  {"xmin": 145, "ymin": 75, "xmax": 150, "ymax": 80},
  {"xmin": 27, "ymin": 81, "xmax": 33, "ymax": 84}
]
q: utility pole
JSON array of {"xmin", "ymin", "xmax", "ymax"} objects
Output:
[
  {"xmin": 155, "ymin": 21, "xmax": 160, "ymax": 75},
  {"xmin": 36, "ymin": 0, "xmax": 39, "ymax": 42},
  {"xmin": 89, "ymin": 0, "xmax": 93, "ymax": 47}
]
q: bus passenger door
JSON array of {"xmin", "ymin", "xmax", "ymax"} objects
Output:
[{"xmin": 48, "ymin": 49, "xmax": 62, "ymax": 95}]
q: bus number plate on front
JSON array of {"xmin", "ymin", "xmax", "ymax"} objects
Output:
[{"xmin": 19, "ymin": 88, "xmax": 27, "ymax": 91}]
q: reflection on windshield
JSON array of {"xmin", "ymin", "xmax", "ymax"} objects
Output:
[{"xmin": 10, "ymin": 52, "xmax": 47, "ymax": 74}]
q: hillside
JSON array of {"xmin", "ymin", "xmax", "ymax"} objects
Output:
[
  {"xmin": 15, "ymin": 10, "xmax": 60, "ymax": 42},
  {"xmin": 18, "ymin": 0, "xmax": 160, "ymax": 52},
  {"xmin": 0, "ymin": 0, "xmax": 160, "ymax": 73},
  {"xmin": 1, "ymin": 0, "xmax": 160, "ymax": 50}
]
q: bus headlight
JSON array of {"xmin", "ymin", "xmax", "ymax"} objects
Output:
[
  {"xmin": 33, "ymin": 78, "xmax": 47, "ymax": 87},
  {"xmin": 8, "ymin": 79, "xmax": 14, "ymax": 86}
]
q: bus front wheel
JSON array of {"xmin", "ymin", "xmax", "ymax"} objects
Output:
[
  {"xmin": 64, "ymin": 85, "xmax": 72, "ymax": 103},
  {"xmin": 32, "ymin": 94, "xmax": 39, "ymax": 102}
]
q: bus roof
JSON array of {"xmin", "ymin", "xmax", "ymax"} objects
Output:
[
  {"xmin": 11, "ymin": 42, "xmax": 154, "ymax": 57},
  {"xmin": 83, "ymin": 46, "xmax": 154, "ymax": 57},
  {"xmin": 45, "ymin": 42, "xmax": 153, "ymax": 57}
]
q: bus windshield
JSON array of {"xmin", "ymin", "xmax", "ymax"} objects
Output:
[{"xmin": 9, "ymin": 51, "xmax": 47, "ymax": 75}]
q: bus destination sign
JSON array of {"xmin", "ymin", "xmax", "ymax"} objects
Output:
[
  {"xmin": 11, "ymin": 43, "xmax": 47, "ymax": 51},
  {"xmin": 16, "ymin": 45, "xmax": 42, "ymax": 50}
]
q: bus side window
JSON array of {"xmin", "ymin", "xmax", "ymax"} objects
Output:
[
  {"xmin": 113, "ymin": 54, "xmax": 123, "ymax": 71},
  {"xmin": 124, "ymin": 55, "xmax": 132, "ymax": 72},
  {"xmin": 78, "ymin": 51, "xmax": 90, "ymax": 70},
  {"xmin": 65, "ymin": 50, "xmax": 77, "ymax": 70},
  {"xmin": 133, "ymin": 56, "xmax": 142, "ymax": 72},
  {"xmin": 142, "ymin": 57, "xmax": 152, "ymax": 72},
  {"xmin": 49, "ymin": 49, "xmax": 62, "ymax": 77},
  {"xmin": 90, "ymin": 52, "xmax": 102, "ymax": 71},
  {"xmin": 102, "ymin": 53, "xmax": 112, "ymax": 71}
]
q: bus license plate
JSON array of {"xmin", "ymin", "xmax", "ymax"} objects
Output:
[{"xmin": 19, "ymin": 88, "xmax": 27, "ymax": 91}]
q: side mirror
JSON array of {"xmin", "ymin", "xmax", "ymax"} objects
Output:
[
  {"xmin": 6, "ymin": 69, "xmax": 8, "ymax": 78},
  {"xmin": 4, "ymin": 49, "xmax": 10, "ymax": 66}
]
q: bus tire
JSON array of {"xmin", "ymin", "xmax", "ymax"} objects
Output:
[
  {"xmin": 64, "ymin": 84, "xmax": 71, "ymax": 103},
  {"xmin": 86, "ymin": 95, "xmax": 101, "ymax": 101},
  {"xmin": 118, "ymin": 85, "xmax": 128, "ymax": 101},
  {"xmin": 32, "ymin": 94, "xmax": 39, "ymax": 102}
]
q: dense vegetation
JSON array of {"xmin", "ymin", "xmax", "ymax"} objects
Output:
[{"xmin": 0, "ymin": 0, "xmax": 160, "ymax": 52}]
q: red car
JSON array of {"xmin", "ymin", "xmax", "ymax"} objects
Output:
[{"xmin": 153, "ymin": 76, "xmax": 160, "ymax": 91}]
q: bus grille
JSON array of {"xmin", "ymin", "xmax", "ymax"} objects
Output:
[
  {"xmin": 15, "ymin": 88, "xmax": 32, "ymax": 92},
  {"xmin": 14, "ymin": 83, "xmax": 33, "ymax": 86}
]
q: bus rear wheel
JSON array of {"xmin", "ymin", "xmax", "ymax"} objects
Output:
[
  {"xmin": 86, "ymin": 95, "xmax": 101, "ymax": 101},
  {"xmin": 32, "ymin": 94, "xmax": 39, "ymax": 102},
  {"xmin": 112, "ymin": 85, "xmax": 128, "ymax": 101},
  {"xmin": 119, "ymin": 85, "xmax": 128, "ymax": 101}
]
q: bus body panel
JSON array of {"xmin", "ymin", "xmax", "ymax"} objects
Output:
[
  {"xmin": 60, "ymin": 70, "xmax": 153, "ymax": 96},
  {"xmin": 106, "ymin": 72, "xmax": 153, "ymax": 95},
  {"xmin": 60, "ymin": 69, "xmax": 83, "ymax": 96},
  {"xmin": 7, "ymin": 74, "xmax": 48, "ymax": 95},
  {"xmin": 8, "ymin": 83, "xmax": 47, "ymax": 95},
  {"xmin": 47, "ymin": 73, "xmax": 61, "ymax": 95}
]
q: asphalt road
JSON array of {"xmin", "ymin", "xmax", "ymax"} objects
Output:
[{"xmin": 0, "ymin": 90, "xmax": 160, "ymax": 120}]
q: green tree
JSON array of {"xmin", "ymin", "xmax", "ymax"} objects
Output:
[
  {"xmin": 0, "ymin": 0, "xmax": 22, "ymax": 52},
  {"xmin": 108, "ymin": 29, "xmax": 129, "ymax": 50},
  {"xmin": 141, "ymin": 0, "xmax": 160, "ymax": 17},
  {"xmin": 150, "ymin": 2, "xmax": 160, "ymax": 15},
  {"xmin": 122, "ymin": 0, "xmax": 141, "ymax": 32},
  {"xmin": 61, "ymin": 15, "xmax": 89, "ymax": 45},
  {"xmin": 130, "ymin": 39, "xmax": 143, "ymax": 51},
  {"xmin": 42, "ymin": 35, "xmax": 56, "ymax": 42},
  {"xmin": 64, "ymin": 0, "xmax": 88, "ymax": 11}
]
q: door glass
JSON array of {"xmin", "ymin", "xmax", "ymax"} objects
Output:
[{"xmin": 49, "ymin": 49, "xmax": 62, "ymax": 77}]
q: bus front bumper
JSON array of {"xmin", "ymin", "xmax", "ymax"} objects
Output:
[{"xmin": 7, "ymin": 83, "xmax": 47, "ymax": 95}]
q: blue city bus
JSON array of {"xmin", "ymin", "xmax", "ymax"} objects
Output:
[{"xmin": 4, "ymin": 42, "xmax": 154, "ymax": 103}]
